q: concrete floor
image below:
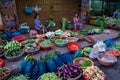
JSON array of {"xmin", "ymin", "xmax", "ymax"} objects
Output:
[{"xmin": 3, "ymin": 29, "xmax": 120, "ymax": 80}]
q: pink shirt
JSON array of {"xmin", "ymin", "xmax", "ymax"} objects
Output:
[{"xmin": 73, "ymin": 17, "xmax": 80, "ymax": 23}]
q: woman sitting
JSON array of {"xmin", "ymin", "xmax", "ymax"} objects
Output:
[
  {"xmin": 34, "ymin": 14, "xmax": 47, "ymax": 34},
  {"xmin": 73, "ymin": 13, "xmax": 83, "ymax": 31}
]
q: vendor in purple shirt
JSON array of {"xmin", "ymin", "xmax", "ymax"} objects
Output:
[
  {"xmin": 73, "ymin": 13, "xmax": 83, "ymax": 31},
  {"xmin": 34, "ymin": 14, "xmax": 47, "ymax": 34}
]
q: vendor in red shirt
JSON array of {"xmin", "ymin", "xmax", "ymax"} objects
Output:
[{"xmin": 73, "ymin": 13, "xmax": 83, "ymax": 31}]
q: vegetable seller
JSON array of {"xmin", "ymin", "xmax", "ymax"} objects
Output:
[
  {"xmin": 34, "ymin": 14, "xmax": 47, "ymax": 34},
  {"xmin": 113, "ymin": 9, "xmax": 120, "ymax": 19},
  {"xmin": 73, "ymin": 13, "xmax": 83, "ymax": 31}
]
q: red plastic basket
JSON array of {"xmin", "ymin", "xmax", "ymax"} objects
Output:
[
  {"xmin": 40, "ymin": 46, "xmax": 52, "ymax": 51},
  {"xmin": 67, "ymin": 42, "xmax": 80, "ymax": 52},
  {"xmin": 0, "ymin": 58, "xmax": 4, "ymax": 67},
  {"xmin": 12, "ymin": 35, "xmax": 26, "ymax": 42}
]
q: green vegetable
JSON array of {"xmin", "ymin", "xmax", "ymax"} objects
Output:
[
  {"xmin": 8, "ymin": 75, "xmax": 28, "ymax": 80},
  {"xmin": 81, "ymin": 60, "xmax": 92, "ymax": 67},
  {"xmin": 40, "ymin": 40, "xmax": 52, "ymax": 47},
  {"xmin": 40, "ymin": 73, "xmax": 61, "ymax": 80},
  {"xmin": 4, "ymin": 41, "xmax": 21, "ymax": 49},
  {"xmin": 5, "ymin": 47, "xmax": 22, "ymax": 57},
  {"xmin": 112, "ymin": 42, "xmax": 120, "ymax": 50},
  {"xmin": 21, "ymin": 39, "xmax": 35, "ymax": 45}
]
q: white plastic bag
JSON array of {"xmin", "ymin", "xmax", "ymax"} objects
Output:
[
  {"xmin": 89, "ymin": 50, "xmax": 99, "ymax": 59},
  {"xmin": 93, "ymin": 41, "xmax": 106, "ymax": 52}
]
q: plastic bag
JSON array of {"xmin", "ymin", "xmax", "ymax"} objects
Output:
[
  {"xmin": 105, "ymin": 39, "xmax": 115, "ymax": 47},
  {"xmin": 74, "ymin": 50, "xmax": 84, "ymax": 58},
  {"xmin": 31, "ymin": 61, "xmax": 40, "ymax": 79},
  {"xmin": 35, "ymin": 61, "xmax": 47, "ymax": 79},
  {"xmin": 24, "ymin": 6, "xmax": 33, "ymax": 15},
  {"xmin": 19, "ymin": 58, "xmax": 28, "ymax": 74},
  {"xmin": 63, "ymin": 52, "xmax": 73, "ymax": 64},
  {"xmin": 46, "ymin": 58, "xmax": 57, "ymax": 72},
  {"xmin": 53, "ymin": 55, "xmax": 64, "ymax": 67},
  {"xmin": 24, "ymin": 60, "xmax": 37, "ymax": 77},
  {"xmin": 93, "ymin": 41, "xmax": 106, "ymax": 52},
  {"xmin": 20, "ymin": 23, "xmax": 30, "ymax": 34},
  {"xmin": 57, "ymin": 52, "xmax": 67, "ymax": 64},
  {"xmin": 89, "ymin": 50, "xmax": 99, "ymax": 59},
  {"xmin": 12, "ymin": 31, "xmax": 21, "ymax": 36}
]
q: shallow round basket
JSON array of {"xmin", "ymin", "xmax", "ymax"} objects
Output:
[
  {"xmin": 0, "ymin": 67, "xmax": 11, "ymax": 80},
  {"xmin": 97, "ymin": 54, "xmax": 117, "ymax": 66},
  {"xmin": 40, "ymin": 45, "xmax": 52, "ymax": 51},
  {"xmin": 5, "ymin": 50, "xmax": 24, "ymax": 62},
  {"xmin": 66, "ymin": 37, "xmax": 78, "ymax": 42},
  {"xmin": 67, "ymin": 42, "xmax": 80, "ymax": 52},
  {"xmin": 24, "ymin": 46, "xmax": 40, "ymax": 55},
  {"xmin": 55, "ymin": 39, "xmax": 68, "ymax": 47},
  {"xmin": 82, "ymin": 75, "xmax": 106, "ymax": 80},
  {"xmin": 73, "ymin": 57, "xmax": 94, "ymax": 69}
]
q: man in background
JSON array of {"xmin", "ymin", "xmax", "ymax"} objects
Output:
[{"xmin": 113, "ymin": 9, "xmax": 120, "ymax": 19}]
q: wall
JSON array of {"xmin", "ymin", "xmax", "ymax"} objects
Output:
[{"xmin": 15, "ymin": 0, "xmax": 81, "ymax": 28}]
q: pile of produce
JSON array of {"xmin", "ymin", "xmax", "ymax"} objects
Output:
[
  {"xmin": 19, "ymin": 51, "xmax": 73, "ymax": 79},
  {"xmin": 83, "ymin": 66, "xmax": 105, "ymax": 80},
  {"xmin": 82, "ymin": 47, "xmax": 93, "ymax": 56},
  {"xmin": 19, "ymin": 56, "xmax": 46, "ymax": 79},
  {"xmin": 4, "ymin": 41, "xmax": 22, "ymax": 58},
  {"xmin": 73, "ymin": 57, "xmax": 93, "ymax": 68},
  {"xmin": 50, "ymin": 36, "xmax": 61, "ymax": 42},
  {"xmin": 21, "ymin": 39, "xmax": 35, "ymax": 46},
  {"xmin": 61, "ymin": 31, "xmax": 71, "ymax": 38},
  {"xmin": 44, "ymin": 51, "xmax": 73, "ymax": 72},
  {"xmin": 39, "ymin": 73, "xmax": 61, "ymax": 80},
  {"xmin": 80, "ymin": 60, "xmax": 92, "ymax": 68},
  {"xmin": 107, "ymin": 51, "xmax": 120, "ymax": 56},
  {"xmin": 70, "ymin": 31, "xmax": 78, "ymax": 37},
  {"xmin": 112, "ymin": 42, "xmax": 120, "ymax": 50},
  {"xmin": 55, "ymin": 29, "xmax": 64, "ymax": 36},
  {"xmin": 24, "ymin": 42, "xmax": 39, "ymax": 53},
  {"xmin": 4, "ymin": 47, "xmax": 22, "ymax": 57},
  {"xmin": 56, "ymin": 64, "xmax": 82, "ymax": 79},
  {"xmin": 45, "ymin": 31, "xmax": 55, "ymax": 38},
  {"xmin": 0, "ymin": 67, "xmax": 11, "ymax": 79},
  {"xmin": 4, "ymin": 41, "xmax": 21, "ymax": 49},
  {"xmin": 105, "ymin": 18, "xmax": 120, "ymax": 25},
  {"xmin": 55, "ymin": 39, "xmax": 68, "ymax": 47},
  {"xmin": 68, "ymin": 42, "xmax": 80, "ymax": 52},
  {"xmin": 40, "ymin": 40, "xmax": 52, "ymax": 47},
  {"xmin": 8, "ymin": 75, "xmax": 28, "ymax": 80}
]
